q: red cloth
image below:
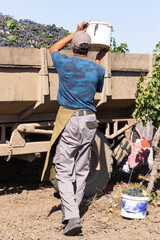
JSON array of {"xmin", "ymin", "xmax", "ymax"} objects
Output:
[{"xmin": 141, "ymin": 139, "xmax": 150, "ymax": 148}]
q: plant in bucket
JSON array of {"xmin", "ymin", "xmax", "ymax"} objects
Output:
[{"xmin": 121, "ymin": 183, "xmax": 149, "ymax": 219}]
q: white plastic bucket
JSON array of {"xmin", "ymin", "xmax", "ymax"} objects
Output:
[
  {"xmin": 121, "ymin": 193, "xmax": 149, "ymax": 219},
  {"xmin": 86, "ymin": 21, "xmax": 113, "ymax": 51}
]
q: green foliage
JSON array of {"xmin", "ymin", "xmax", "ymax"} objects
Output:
[
  {"xmin": 6, "ymin": 20, "xmax": 18, "ymax": 30},
  {"xmin": 150, "ymin": 191, "xmax": 160, "ymax": 201},
  {"xmin": 7, "ymin": 35, "xmax": 17, "ymax": 41},
  {"xmin": 44, "ymin": 45, "xmax": 50, "ymax": 49},
  {"xmin": 110, "ymin": 37, "xmax": 130, "ymax": 53},
  {"xmin": 133, "ymin": 42, "xmax": 160, "ymax": 127}
]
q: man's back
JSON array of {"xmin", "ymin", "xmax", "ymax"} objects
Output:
[{"xmin": 52, "ymin": 51, "xmax": 105, "ymax": 111}]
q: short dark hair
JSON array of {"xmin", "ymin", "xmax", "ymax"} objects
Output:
[{"xmin": 73, "ymin": 43, "xmax": 90, "ymax": 55}]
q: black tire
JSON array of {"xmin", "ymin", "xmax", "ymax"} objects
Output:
[
  {"xmin": 0, "ymin": 157, "xmax": 26, "ymax": 181},
  {"xmin": 52, "ymin": 130, "xmax": 113, "ymax": 197}
]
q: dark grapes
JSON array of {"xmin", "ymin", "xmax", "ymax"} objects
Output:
[
  {"xmin": 0, "ymin": 13, "xmax": 71, "ymax": 49},
  {"xmin": 123, "ymin": 188, "xmax": 146, "ymax": 197}
]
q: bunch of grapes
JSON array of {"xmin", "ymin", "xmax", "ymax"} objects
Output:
[
  {"xmin": 0, "ymin": 13, "xmax": 70, "ymax": 49},
  {"xmin": 123, "ymin": 188, "xmax": 146, "ymax": 197}
]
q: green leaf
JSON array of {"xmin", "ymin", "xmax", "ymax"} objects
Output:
[
  {"xmin": 44, "ymin": 45, "xmax": 50, "ymax": 49},
  {"xmin": 6, "ymin": 20, "xmax": 18, "ymax": 30},
  {"xmin": 110, "ymin": 37, "xmax": 130, "ymax": 53},
  {"xmin": 33, "ymin": 29, "xmax": 38, "ymax": 33},
  {"xmin": 154, "ymin": 104, "xmax": 160, "ymax": 110},
  {"xmin": 7, "ymin": 35, "xmax": 17, "ymax": 41}
]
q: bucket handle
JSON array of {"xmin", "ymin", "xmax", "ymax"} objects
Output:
[{"xmin": 94, "ymin": 23, "xmax": 98, "ymax": 36}]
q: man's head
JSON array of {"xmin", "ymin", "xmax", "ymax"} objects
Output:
[{"xmin": 72, "ymin": 31, "xmax": 91, "ymax": 55}]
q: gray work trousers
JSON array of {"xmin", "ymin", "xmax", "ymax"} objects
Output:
[{"xmin": 53, "ymin": 111, "xmax": 97, "ymax": 222}]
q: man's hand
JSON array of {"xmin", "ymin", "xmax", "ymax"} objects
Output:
[
  {"xmin": 49, "ymin": 21, "xmax": 88, "ymax": 54},
  {"xmin": 95, "ymin": 49, "xmax": 108, "ymax": 65},
  {"xmin": 77, "ymin": 21, "xmax": 88, "ymax": 32}
]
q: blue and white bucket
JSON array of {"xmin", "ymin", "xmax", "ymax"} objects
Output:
[{"xmin": 121, "ymin": 193, "xmax": 149, "ymax": 219}]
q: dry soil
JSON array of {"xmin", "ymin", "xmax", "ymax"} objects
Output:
[{"xmin": 0, "ymin": 158, "xmax": 160, "ymax": 240}]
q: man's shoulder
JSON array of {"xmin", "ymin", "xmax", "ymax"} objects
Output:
[
  {"xmin": 52, "ymin": 51, "xmax": 68, "ymax": 59},
  {"xmin": 92, "ymin": 61, "xmax": 105, "ymax": 74},
  {"xmin": 51, "ymin": 51, "xmax": 70, "ymax": 67}
]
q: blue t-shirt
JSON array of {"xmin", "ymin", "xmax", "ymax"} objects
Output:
[{"xmin": 51, "ymin": 51, "xmax": 105, "ymax": 112}]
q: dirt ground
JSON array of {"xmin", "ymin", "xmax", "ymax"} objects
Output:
[{"xmin": 0, "ymin": 157, "xmax": 160, "ymax": 240}]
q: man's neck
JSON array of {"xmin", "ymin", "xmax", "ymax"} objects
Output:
[{"xmin": 74, "ymin": 53, "xmax": 88, "ymax": 59}]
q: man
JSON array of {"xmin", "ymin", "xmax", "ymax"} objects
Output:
[{"xmin": 48, "ymin": 21, "xmax": 106, "ymax": 236}]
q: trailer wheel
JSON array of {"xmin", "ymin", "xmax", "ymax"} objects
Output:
[
  {"xmin": 85, "ymin": 129, "xmax": 113, "ymax": 197},
  {"xmin": 0, "ymin": 157, "xmax": 26, "ymax": 181},
  {"xmin": 52, "ymin": 129, "xmax": 113, "ymax": 197}
]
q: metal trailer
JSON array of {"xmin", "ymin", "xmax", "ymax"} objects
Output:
[{"xmin": 0, "ymin": 47, "xmax": 155, "ymax": 196}]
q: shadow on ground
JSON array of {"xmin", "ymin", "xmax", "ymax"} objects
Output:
[{"xmin": 0, "ymin": 156, "xmax": 51, "ymax": 196}]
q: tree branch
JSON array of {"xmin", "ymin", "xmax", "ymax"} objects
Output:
[{"xmin": 147, "ymin": 126, "xmax": 160, "ymax": 194}]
